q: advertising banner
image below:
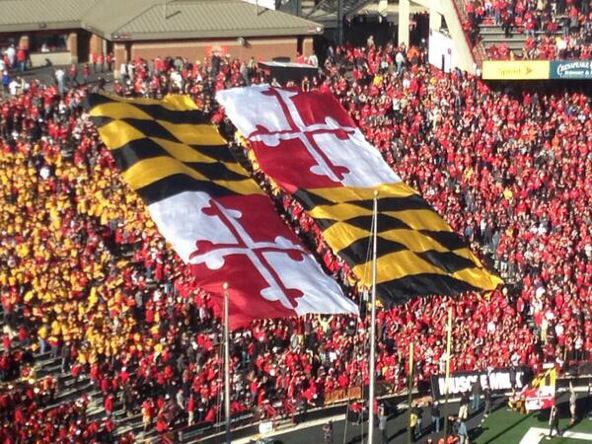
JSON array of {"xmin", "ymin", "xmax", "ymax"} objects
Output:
[
  {"xmin": 482, "ymin": 61, "xmax": 550, "ymax": 80},
  {"xmin": 550, "ymin": 61, "xmax": 592, "ymax": 79},
  {"xmin": 431, "ymin": 367, "xmax": 527, "ymax": 399}
]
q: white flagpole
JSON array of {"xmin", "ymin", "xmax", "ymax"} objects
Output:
[
  {"xmin": 368, "ymin": 190, "xmax": 379, "ymax": 444},
  {"xmin": 223, "ymin": 282, "xmax": 231, "ymax": 444},
  {"xmin": 443, "ymin": 306, "xmax": 453, "ymax": 439}
]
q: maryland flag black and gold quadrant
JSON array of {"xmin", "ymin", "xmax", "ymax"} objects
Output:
[{"xmin": 217, "ymin": 85, "xmax": 502, "ymax": 305}]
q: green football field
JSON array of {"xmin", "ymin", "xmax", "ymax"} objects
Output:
[{"xmin": 474, "ymin": 403, "xmax": 592, "ymax": 444}]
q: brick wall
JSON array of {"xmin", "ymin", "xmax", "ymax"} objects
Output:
[
  {"xmin": 130, "ymin": 37, "xmax": 300, "ymax": 64},
  {"xmin": 89, "ymin": 34, "xmax": 105, "ymax": 57},
  {"xmin": 113, "ymin": 42, "xmax": 128, "ymax": 72},
  {"xmin": 112, "ymin": 36, "xmax": 320, "ymax": 78},
  {"xmin": 68, "ymin": 32, "xmax": 78, "ymax": 63}
]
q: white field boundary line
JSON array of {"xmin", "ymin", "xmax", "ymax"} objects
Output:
[
  {"xmin": 519, "ymin": 427, "xmax": 592, "ymax": 444},
  {"xmin": 234, "ymin": 413, "xmax": 346, "ymax": 444}
]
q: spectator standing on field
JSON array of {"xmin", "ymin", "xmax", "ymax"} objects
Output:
[
  {"xmin": 414, "ymin": 404, "xmax": 424, "ymax": 438},
  {"xmin": 431, "ymin": 400, "xmax": 441, "ymax": 433},
  {"xmin": 378, "ymin": 403, "xmax": 388, "ymax": 444},
  {"xmin": 483, "ymin": 387, "xmax": 492, "ymax": 419},
  {"xmin": 570, "ymin": 383, "xmax": 577, "ymax": 425},
  {"xmin": 471, "ymin": 379, "xmax": 482, "ymax": 412},
  {"xmin": 409, "ymin": 407, "xmax": 419, "ymax": 442},
  {"xmin": 322, "ymin": 420, "xmax": 334, "ymax": 444},
  {"xmin": 549, "ymin": 405, "xmax": 561, "ymax": 438},
  {"xmin": 458, "ymin": 391, "xmax": 470, "ymax": 420},
  {"xmin": 456, "ymin": 418, "xmax": 469, "ymax": 444}
]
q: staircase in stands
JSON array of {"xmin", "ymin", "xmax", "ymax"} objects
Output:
[{"xmin": 478, "ymin": 20, "xmax": 567, "ymax": 59}]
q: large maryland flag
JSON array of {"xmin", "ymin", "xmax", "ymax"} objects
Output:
[
  {"xmin": 523, "ymin": 367, "xmax": 558, "ymax": 411},
  {"xmin": 87, "ymin": 94, "xmax": 357, "ymax": 328},
  {"xmin": 217, "ymin": 86, "xmax": 501, "ymax": 304}
]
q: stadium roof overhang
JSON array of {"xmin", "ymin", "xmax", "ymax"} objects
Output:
[{"xmin": 0, "ymin": 0, "xmax": 324, "ymax": 41}]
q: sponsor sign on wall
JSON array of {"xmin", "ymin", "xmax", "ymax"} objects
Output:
[
  {"xmin": 431, "ymin": 368, "xmax": 526, "ymax": 399},
  {"xmin": 482, "ymin": 60, "xmax": 592, "ymax": 80},
  {"xmin": 550, "ymin": 61, "xmax": 592, "ymax": 79},
  {"xmin": 482, "ymin": 61, "xmax": 550, "ymax": 80}
]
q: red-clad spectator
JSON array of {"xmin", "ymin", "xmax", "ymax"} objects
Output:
[
  {"xmin": 0, "ymin": 42, "xmax": 590, "ymax": 441},
  {"xmin": 16, "ymin": 47, "xmax": 26, "ymax": 73},
  {"xmin": 464, "ymin": 0, "xmax": 592, "ymax": 59}
]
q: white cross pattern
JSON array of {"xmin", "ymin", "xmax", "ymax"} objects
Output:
[
  {"xmin": 188, "ymin": 198, "xmax": 308, "ymax": 310},
  {"xmin": 148, "ymin": 191, "xmax": 357, "ymax": 316},
  {"xmin": 217, "ymin": 84, "xmax": 401, "ymax": 188}
]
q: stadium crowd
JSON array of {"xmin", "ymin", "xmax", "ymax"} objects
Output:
[
  {"xmin": 463, "ymin": 0, "xmax": 592, "ymax": 59},
  {"xmin": 0, "ymin": 38, "xmax": 591, "ymax": 440}
]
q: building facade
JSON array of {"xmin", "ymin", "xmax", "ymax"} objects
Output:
[{"xmin": 0, "ymin": 0, "xmax": 320, "ymax": 71}]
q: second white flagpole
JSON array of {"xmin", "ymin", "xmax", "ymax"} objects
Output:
[
  {"xmin": 223, "ymin": 282, "xmax": 231, "ymax": 444},
  {"xmin": 368, "ymin": 190, "xmax": 379, "ymax": 444}
]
